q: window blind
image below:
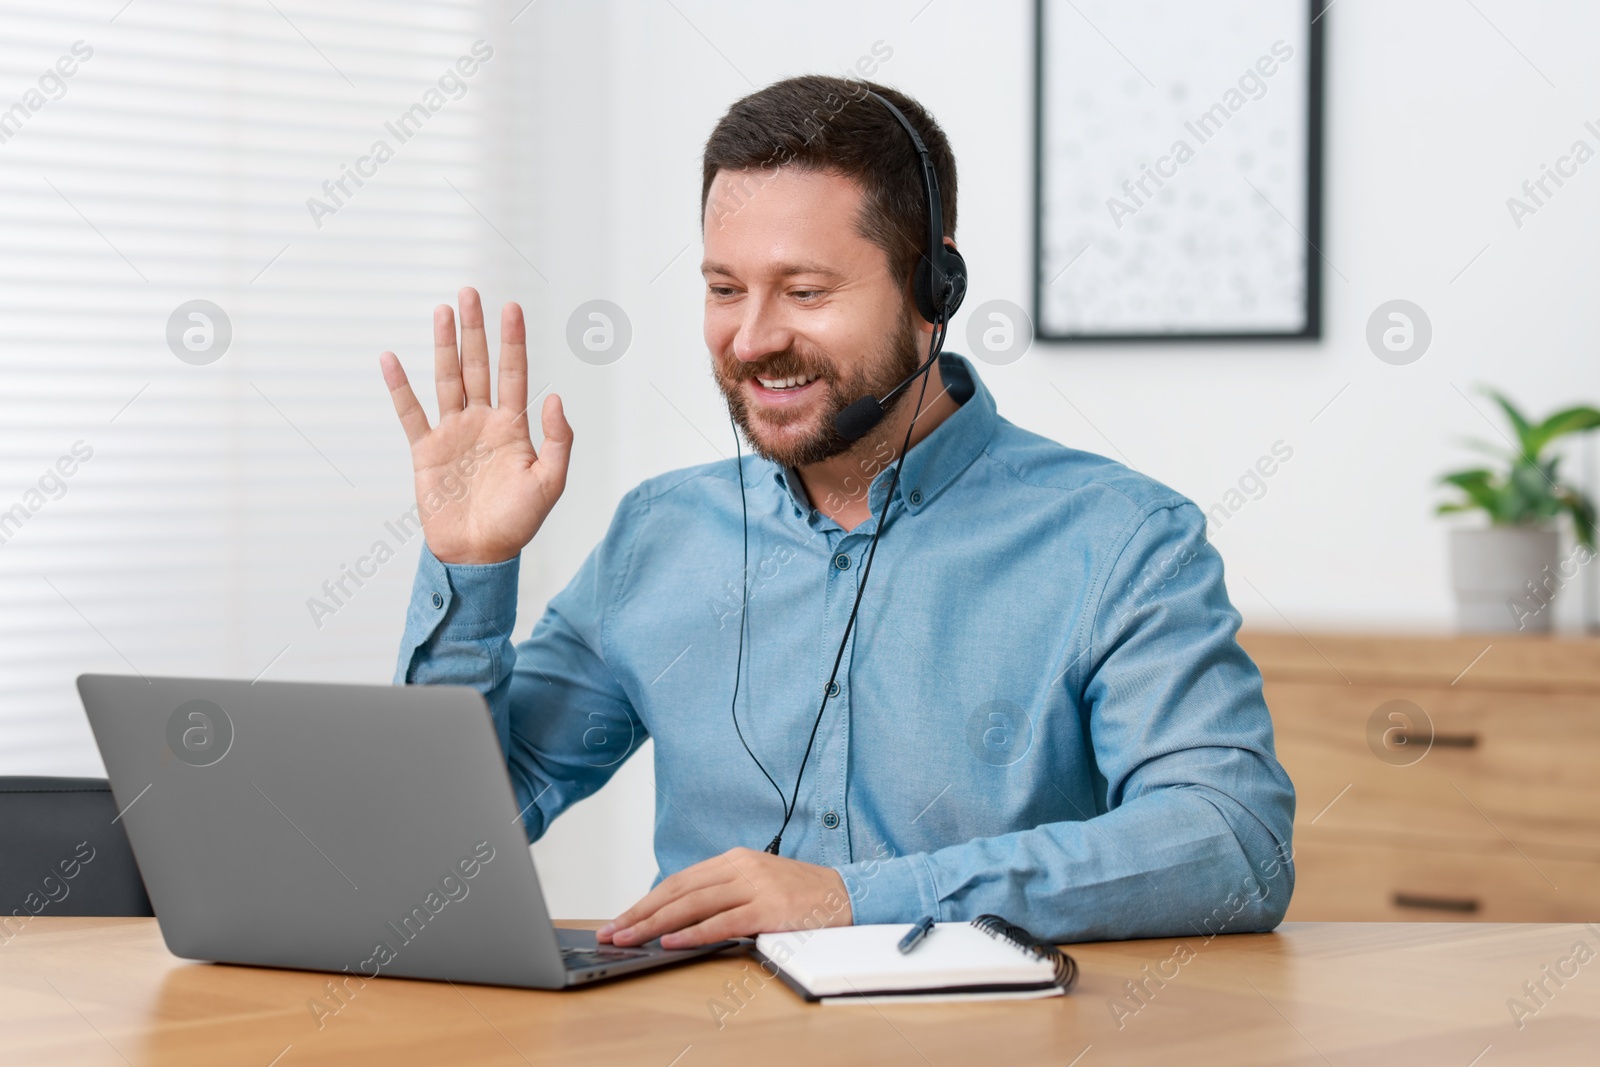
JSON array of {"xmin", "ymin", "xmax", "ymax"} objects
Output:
[{"xmin": 0, "ymin": 0, "xmax": 516, "ymax": 773}]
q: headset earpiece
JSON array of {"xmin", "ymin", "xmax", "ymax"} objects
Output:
[
  {"xmin": 870, "ymin": 89, "xmax": 965, "ymax": 326},
  {"xmin": 912, "ymin": 245, "xmax": 967, "ymax": 325}
]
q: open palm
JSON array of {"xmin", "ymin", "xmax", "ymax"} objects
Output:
[{"xmin": 379, "ymin": 287, "xmax": 573, "ymax": 565}]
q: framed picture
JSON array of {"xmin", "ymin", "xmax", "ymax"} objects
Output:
[{"xmin": 1033, "ymin": 0, "xmax": 1327, "ymax": 341}]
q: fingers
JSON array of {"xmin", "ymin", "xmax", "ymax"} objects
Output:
[
  {"xmin": 433, "ymin": 303, "xmax": 464, "ymax": 415},
  {"xmin": 498, "ymin": 301, "xmax": 528, "ymax": 418},
  {"xmin": 610, "ymin": 884, "xmax": 747, "ymax": 947},
  {"xmin": 536, "ymin": 394, "xmax": 573, "ymax": 491},
  {"xmin": 597, "ymin": 851, "xmax": 844, "ymax": 949},
  {"xmin": 379, "ymin": 352, "xmax": 431, "ymax": 445},
  {"xmin": 603, "ymin": 867, "xmax": 713, "ymax": 937},
  {"xmin": 600, "ymin": 855, "xmax": 732, "ymax": 942},
  {"xmin": 458, "ymin": 286, "xmax": 491, "ymax": 406},
  {"xmin": 659, "ymin": 904, "xmax": 763, "ymax": 949}
]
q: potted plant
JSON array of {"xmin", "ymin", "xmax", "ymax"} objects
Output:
[{"xmin": 1437, "ymin": 389, "xmax": 1600, "ymax": 633}]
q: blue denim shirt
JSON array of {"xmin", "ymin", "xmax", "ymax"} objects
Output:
[{"xmin": 395, "ymin": 353, "xmax": 1295, "ymax": 942}]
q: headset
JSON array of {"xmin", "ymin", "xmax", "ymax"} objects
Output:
[{"xmin": 726, "ymin": 88, "xmax": 968, "ymax": 856}]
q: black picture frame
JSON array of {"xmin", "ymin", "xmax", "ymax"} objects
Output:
[{"xmin": 1032, "ymin": 0, "xmax": 1328, "ymax": 343}]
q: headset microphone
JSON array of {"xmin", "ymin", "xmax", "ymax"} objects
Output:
[{"xmin": 833, "ymin": 347, "xmax": 942, "ymax": 444}]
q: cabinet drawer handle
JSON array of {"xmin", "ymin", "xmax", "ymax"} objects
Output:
[
  {"xmin": 1395, "ymin": 731, "xmax": 1479, "ymax": 749},
  {"xmin": 1393, "ymin": 892, "xmax": 1480, "ymax": 913}
]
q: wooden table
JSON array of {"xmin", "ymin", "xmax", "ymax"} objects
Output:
[{"xmin": 3, "ymin": 919, "xmax": 1597, "ymax": 1065}]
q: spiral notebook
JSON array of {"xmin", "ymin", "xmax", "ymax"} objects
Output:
[{"xmin": 751, "ymin": 915, "xmax": 1079, "ymax": 1004}]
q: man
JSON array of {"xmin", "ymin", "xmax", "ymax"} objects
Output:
[{"xmin": 379, "ymin": 76, "xmax": 1295, "ymax": 949}]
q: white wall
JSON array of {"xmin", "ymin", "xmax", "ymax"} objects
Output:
[
  {"xmin": 7, "ymin": 1, "xmax": 1597, "ymax": 922},
  {"xmin": 513, "ymin": 0, "xmax": 1600, "ymax": 916}
]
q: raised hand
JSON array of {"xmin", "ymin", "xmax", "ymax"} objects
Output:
[{"xmin": 379, "ymin": 287, "xmax": 572, "ymax": 565}]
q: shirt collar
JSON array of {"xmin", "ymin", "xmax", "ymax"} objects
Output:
[{"xmin": 768, "ymin": 352, "xmax": 996, "ymax": 519}]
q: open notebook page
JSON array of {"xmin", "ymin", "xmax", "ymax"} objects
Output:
[{"xmin": 755, "ymin": 922, "xmax": 1060, "ymax": 997}]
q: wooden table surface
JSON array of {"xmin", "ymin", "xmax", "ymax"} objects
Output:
[{"xmin": 3, "ymin": 919, "xmax": 1597, "ymax": 1065}]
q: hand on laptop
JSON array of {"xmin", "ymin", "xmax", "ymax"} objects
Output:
[
  {"xmin": 379, "ymin": 286, "xmax": 573, "ymax": 565},
  {"xmin": 596, "ymin": 847, "xmax": 853, "ymax": 949}
]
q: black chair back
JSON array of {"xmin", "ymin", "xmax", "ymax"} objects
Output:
[{"xmin": 0, "ymin": 777, "xmax": 153, "ymax": 923}]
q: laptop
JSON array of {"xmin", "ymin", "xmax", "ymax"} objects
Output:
[{"xmin": 76, "ymin": 673, "xmax": 735, "ymax": 988}]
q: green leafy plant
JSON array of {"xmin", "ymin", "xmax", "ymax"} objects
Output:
[{"xmin": 1437, "ymin": 389, "xmax": 1600, "ymax": 549}]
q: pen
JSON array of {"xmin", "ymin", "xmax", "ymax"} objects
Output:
[{"xmin": 897, "ymin": 915, "xmax": 935, "ymax": 954}]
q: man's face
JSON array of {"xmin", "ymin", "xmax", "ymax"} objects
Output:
[{"xmin": 702, "ymin": 167, "xmax": 922, "ymax": 468}]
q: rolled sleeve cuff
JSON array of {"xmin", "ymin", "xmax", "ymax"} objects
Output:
[
  {"xmin": 394, "ymin": 542, "xmax": 520, "ymax": 683},
  {"xmin": 835, "ymin": 851, "xmax": 939, "ymax": 926}
]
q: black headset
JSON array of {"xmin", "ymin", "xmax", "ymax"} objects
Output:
[
  {"xmin": 727, "ymin": 87, "xmax": 967, "ymax": 856},
  {"xmin": 833, "ymin": 92, "xmax": 968, "ymax": 444},
  {"xmin": 875, "ymin": 91, "xmax": 967, "ymax": 324}
]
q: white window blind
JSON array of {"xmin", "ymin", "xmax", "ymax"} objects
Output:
[{"xmin": 0, "ymin": 0, "xmax": 523, "ymax": 774}]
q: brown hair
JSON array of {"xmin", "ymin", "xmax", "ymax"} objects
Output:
[{"xmin": 700, "ymin": 75, "xmax": 957, "ymax": 294}]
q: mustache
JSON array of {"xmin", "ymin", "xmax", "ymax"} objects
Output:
[{"xmin": 724, "ymin": 356, "xmax": 832, "ymax": 382}]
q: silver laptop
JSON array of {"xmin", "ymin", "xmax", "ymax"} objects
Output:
[{"xmin": 76, "ymin": 674, "xmax": 734, "ymax": 988}]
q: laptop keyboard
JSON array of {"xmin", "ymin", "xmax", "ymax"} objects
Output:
[{"xmin": 560, "ymin": 945, "xmax": 652, "ymax": 970}]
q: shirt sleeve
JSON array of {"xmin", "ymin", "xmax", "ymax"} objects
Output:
[
  {"xmin": 833, "ymin": 501, "xmax": 1297, "ymax": 943},
  {"xmin": 394, "ymin": 489, "xmax": 650, "ymax": 843}
]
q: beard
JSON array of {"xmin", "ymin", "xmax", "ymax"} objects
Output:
[{"xmin": 715, "ymin": 306, "xmax": 922, "ymax": 469}]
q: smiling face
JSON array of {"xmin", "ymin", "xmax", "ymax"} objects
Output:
[{"xmin": 702, "ymin": 167, "xmax": 922, "ymax": 469}]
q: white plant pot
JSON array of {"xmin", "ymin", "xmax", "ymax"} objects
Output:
[{"xmin": 1448, "ymin": 526, "xmax": 1561, "ymax": 633}]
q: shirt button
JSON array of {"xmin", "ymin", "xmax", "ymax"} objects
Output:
[
  {"xmin": 909, "ymin": 488, "xmax": 923, "ymax": 506},
  {"xmin": 834, "ymin": 553, "xmax": 851, "ymax": 570},
  {"xmin": 822, "ymin": 811, "xmax": 840, "ymax": 829},
  {"xmin": 826, "ymin": 680, "xmax": 841, "ymax": 698},
  {"xmin": 430, "ymin": 592, "xmax": 444, "ymax": 609}
]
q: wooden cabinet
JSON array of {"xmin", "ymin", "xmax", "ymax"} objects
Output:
[{"xmin": 1238, "ymin": 630, "xmax": 1600, "ymax": 922}]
